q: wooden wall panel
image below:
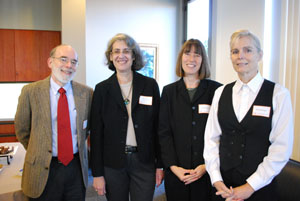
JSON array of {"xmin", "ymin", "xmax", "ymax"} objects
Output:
[
  {"xmin": 0, "ymin": 29, "xmax": 61, "ymax": 82},
  {"xmin": 0, "ymin": 122, "xmax": 17, "ymax": 143},
  {"xmin": 15, "ymin": 30, "xmax": 40, "ymax": 81},
  {"xmin": 39, "ymin": 31, "xmax": 61, "ymax": 80},
  {"xmin": 0, "ymin": 29, "xmax": 15, "ymax": 82}
]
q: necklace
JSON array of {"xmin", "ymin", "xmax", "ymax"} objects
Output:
[{"xmin": 121, "ymin": 83, "xmax": 133, "ymax": 105}]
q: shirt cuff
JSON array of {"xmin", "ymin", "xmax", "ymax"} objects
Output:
[
  {"xmin": 246, "ymin": 172, "xmax": 266, "ymax": 191},
  {"xmin": 210, "ymin": 169, "xmax": 223, "ymax": 186}
]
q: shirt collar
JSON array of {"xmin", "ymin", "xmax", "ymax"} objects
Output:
[
  {"xmin": 234, "ymin": 72, "xmax": 264, "ymax": 94},
  {"xmin": 50, "ymin": 77, "xmax": 71, "ymax": 95}
]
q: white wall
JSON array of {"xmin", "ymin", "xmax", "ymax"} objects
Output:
[
  {"xmin": 211, "ymin": 0, "xmax": 265, "ymax": 85},
  {"xmin": 0, "ymin": 83, "xmax": 27, "ymax": 121},
  {"xmin": 0, "ymin": 0, "xmax": 181, "ymax": 120},
  {"xmin": 61, "ymin": 0, "xmax": 86, "ymax": 84},
  {"xmin": 1, "ymin": 0, "xmax": 268, "ymax": 88},
  {"xmin": 0, "ymin": 0, "xmax": 269, "ymax": 88},
  {"xmin": 85, "ymin": 0, "xmax": 182, "ymax": 89},
  {"xmin": 0, "ymin": 0, "xmax": 61, "ymax": 30}
]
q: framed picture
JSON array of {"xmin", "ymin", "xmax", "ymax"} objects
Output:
[{"xmin": 138, "ymin": 43, "xmax": 158, "ymax": 80}]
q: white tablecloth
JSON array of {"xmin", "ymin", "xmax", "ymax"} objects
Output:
[{"xmin": 0, "ymin": 142, "xmax": 26, "ymax": 199}]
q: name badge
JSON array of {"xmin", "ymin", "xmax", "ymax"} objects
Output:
[
  {"xmin": 83, "ymin": 120, "xmax": 87, "ymax": 129},
  {"xmin": 139, "ymin": 96, "xmax": 153, "ymax": 106},
  {"xmin": 198, "ymin": 104, "xmax": 211, "ymax": 114},
  {"xmin": 252, "ymin": 105, "xmax": 271, "ymax": 118}
]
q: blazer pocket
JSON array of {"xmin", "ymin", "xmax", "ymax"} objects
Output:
[{"xmin": 25, "ymin": 153, "xmax": 36, "ymax": 165}]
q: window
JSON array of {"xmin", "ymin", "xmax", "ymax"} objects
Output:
[{"xmin": 186, "ymin": 0, "xmax": 211, "ymax": 55}]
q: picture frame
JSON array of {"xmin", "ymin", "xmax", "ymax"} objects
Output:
[{"xmin": 138, "ymin": 43, "xmax": 158, "ymax": 80}]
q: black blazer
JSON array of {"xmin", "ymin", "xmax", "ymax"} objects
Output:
[
  {"xmin": 90, "ymin": 72, "xmax": 161, "ymax": 177},
  {"xmin": 158, "ymin": 78, "xmax": 221, "ymax": 169}
]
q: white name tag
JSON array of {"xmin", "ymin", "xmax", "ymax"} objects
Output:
[
  {"xmin": 83, "ymin": 120, "xmax": 88, "ymax": 129},
  {"xmin": 252, "ymin": 105, "xmax": 271, "ymax": 118},
  {"xmin": 198, "ymin": 104, "xmax": 211, "ymax": 114},
  {"xmin": 139, "ymin": 96, "xmax": 153, "ymax": 106}
]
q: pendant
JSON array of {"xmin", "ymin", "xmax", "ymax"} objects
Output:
[{"xmin": 124, "ymin": 98, "xmax": 130, "ymax": 105}]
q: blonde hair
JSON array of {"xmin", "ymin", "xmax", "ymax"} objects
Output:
[{"xmin": 230, "ymin": 29, "xmax": 262, "ymax": 52}]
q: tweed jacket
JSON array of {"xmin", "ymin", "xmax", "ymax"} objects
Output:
[
  {"xmin": 14, "ymin": 76, "xmax": 93, "ymax": 198},
  {"xmin": 90, "ymin": 72, "xmax": 161, "ymax": 177}
]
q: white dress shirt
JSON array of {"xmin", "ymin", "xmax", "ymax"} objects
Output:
[
  {"xmin": 203, "ymin": 72, "xmax": 294, "ymax": 191},
  {"xmin": 50, "ymin": 78, "xmax": 78, "ymax": 156}
]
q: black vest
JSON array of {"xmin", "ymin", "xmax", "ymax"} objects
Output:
[{"xmin": 218, "ymin": 80, "xmax": 275, "ymax": 175}]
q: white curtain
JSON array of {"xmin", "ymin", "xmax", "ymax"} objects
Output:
[{"xmin": 279, "ymin": 0, "xmax": 300, "ymax": 161}]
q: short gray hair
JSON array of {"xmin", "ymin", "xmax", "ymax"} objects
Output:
[{"xmin": 230, "ymin": 30, "xmax": 262, "ymax": 52}]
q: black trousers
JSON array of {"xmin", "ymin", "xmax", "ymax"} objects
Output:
[
  {"xmin": 164, "ymin": 168, "xmax": 212, "ymax": 201},
  {"xmin": 211, "ymin": 168, "xmax": 278, "ymax": 201},
  {"xmin": 104, "ymin": 153, "xmax": 156, "ymax": 201},
  {"xmin": 29, "ymin": 153, "xmax": 86, "ymax": 201}
]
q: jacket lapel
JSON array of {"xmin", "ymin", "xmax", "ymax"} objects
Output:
[
  {"xmin": 36, "ymin": 77, "xmax": 52, "ymax": 144},
  {"xmin": 72, "ymin": 81, "xmax": 83, "ymax": 129},
  {"xmin": 177, "ymin": 78, "xmax": 208, "ymax": 104},
  {"xmin": 177, "ymin": 78, "xmax": 191, "ymax": 104},
  {"xmin": 108, "ymin": 73, "xmax": 127, "ymax": 112},
  {"xmin": 131, "ymin": 72, "xmax": 145, "ymax": 110},
  {"xmin": 192, "ymin": 79, "xmax": 207, "ymax": 103}
]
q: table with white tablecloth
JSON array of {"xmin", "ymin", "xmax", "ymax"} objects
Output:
[{"xmin": 0, "ymin": 142, "xmax": 27, "ymax": 201}]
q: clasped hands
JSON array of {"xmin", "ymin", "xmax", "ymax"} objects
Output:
[
  {"xmin": 93, "ymin": 168, "xmax": 164, "ymax": 196},
  {"xmin": 170, "ymin": 164, "xmax": 206, "ymax": 185},
  {"xmin": 214, "ymin": 181, "xmax": 255, "ymax": 201}
]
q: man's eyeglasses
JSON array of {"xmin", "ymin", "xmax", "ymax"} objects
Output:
[{"xmin": 52, "ymin": 57, "xmax": 78, "ymax": 66}]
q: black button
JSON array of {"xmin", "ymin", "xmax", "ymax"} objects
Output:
[
  {"xmin": 194, "ymin": 152, "xmax": 198, "ymax": 155},
  {"xmin": 241, "ymin": 144, "xmax": 245, "ymax": 147},
  {"xmin": 230, "ymin": 141, "xmax": 234, "ymax": 145},
  {"xmin": 192, "ymin": 121, "xmax": 196, "ymax": 125},
  {"xmin": 192, "ymin": 106, "xmax": 196, "ymax": 110},
  {"xmin": 232, "ymin": 130, "xmax": 236, "ymax": 133},
  {"xmin": 239, "ymin": 155, "xmax": 243, "ymax": 159},
  {"xmin": 134, "ymin": 124, "xmax": 138, "ymax": 128},
  {"xmin": 45, "ymin": 167, "xmax": 49, "ymax": 170},
  {"xmin": 193, "ymin": 136, "xmax": 197, "ymax": 140}
]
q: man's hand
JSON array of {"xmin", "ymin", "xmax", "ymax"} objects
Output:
[
  {"xmin": 155, "ymin": 168, "xmax": 164, "ymax": 187},
  {"xmin": 93, "ymin": 176, "xmax": 106, "ymax": 196}
]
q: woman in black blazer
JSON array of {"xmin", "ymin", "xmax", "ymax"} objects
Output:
[
  {"xmin": 159, "ymin": 39, "xmax": 221, "ymax": 201},
  {"xmin": 90, "ymin": 33, "xmax": 163, "ymax": 201}
]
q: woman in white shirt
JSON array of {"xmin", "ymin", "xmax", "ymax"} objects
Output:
[{"xmin": 203, "ymin": 29, "xmax": 294, "ymax": 201}]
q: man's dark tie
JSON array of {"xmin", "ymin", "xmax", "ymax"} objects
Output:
[{"xmin": 57, "ymin": 87, "xmax": 73, "ymax": 166}]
